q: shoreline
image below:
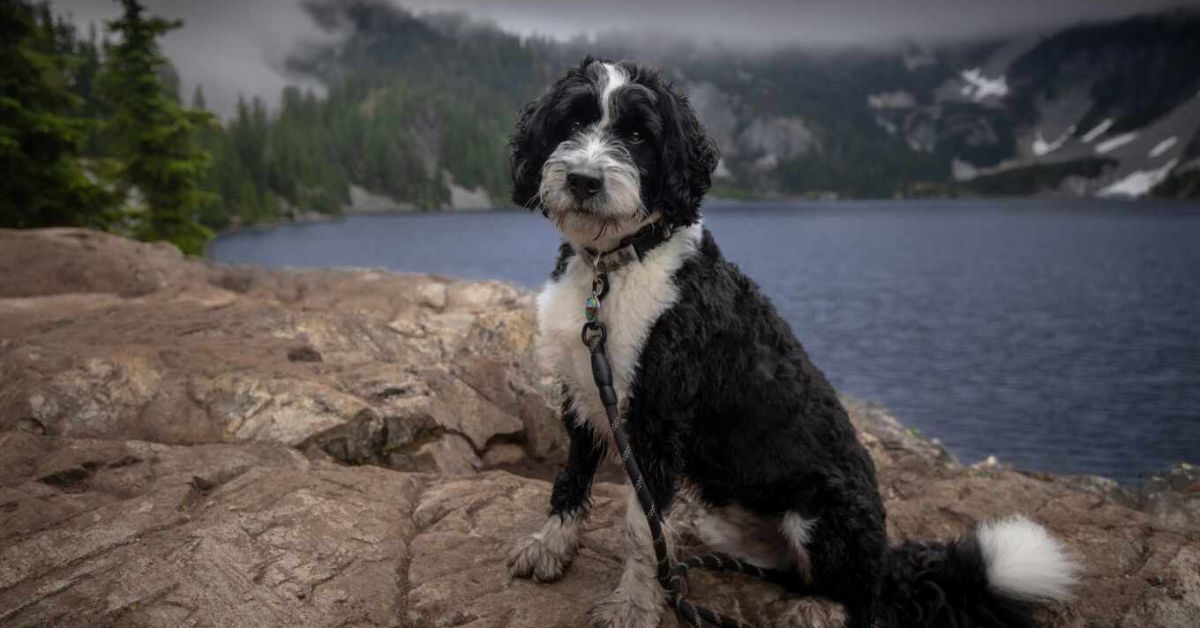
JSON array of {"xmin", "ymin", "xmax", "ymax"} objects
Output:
[{"xmin": 205, "ymin": 195, "xmax": 1200, "ymax": 247}]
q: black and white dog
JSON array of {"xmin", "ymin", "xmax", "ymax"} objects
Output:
[{"xmin": 507, "ymin": 58, "xmax": 1078, "ymax": 628}]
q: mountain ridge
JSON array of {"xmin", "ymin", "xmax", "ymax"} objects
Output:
[{"xmin": 185, "ymin": 0, "xmax": 1200, "ymax": 223}]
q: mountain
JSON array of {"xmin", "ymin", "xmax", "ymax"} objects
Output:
[
  {"xmin": 216, "ymin": 1, "xmax": 1200, "ymax": 213},
  {"xmin": 858, "ymin": 11, "xmax": 1200, "ymax": 198}
]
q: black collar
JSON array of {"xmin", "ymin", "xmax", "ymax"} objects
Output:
[{"xmin": 580, "ymin": 221, "xmax": 674, "ymax": 273}]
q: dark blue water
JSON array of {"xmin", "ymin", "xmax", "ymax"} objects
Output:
[{"xmin": 208, "ymin": 200, "xmax": 1200, "ymax": 483}]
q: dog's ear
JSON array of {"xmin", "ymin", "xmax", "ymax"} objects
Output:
[
  {"xmin": 512, "ymin": 59, "xmax": 611, "ymax": 211},
  {"xmin": 655, "ymin": 79, "xmax": 720, "ymax": 227},
  {"xmin": 510, "ymin": 93, "xmax": 551, "ymax": 211}
]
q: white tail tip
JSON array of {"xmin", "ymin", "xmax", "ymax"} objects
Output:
[{"xmin": 976, "ymin": 515, "xmax": 1080, "ymax": 603}]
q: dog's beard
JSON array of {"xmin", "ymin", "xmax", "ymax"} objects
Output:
[{"xmin": 538, "ymin": 135, "xmax": 646, "ymax": 248}]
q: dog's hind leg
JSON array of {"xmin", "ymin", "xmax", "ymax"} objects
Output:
[
  {"xmin": 801, "ymin": 504, "xmax": 887, "ymax": 628},
  {"xmin": 694, "ymin": 504, "xmax": 793, "ymax": 570},
  {"xmin": 693, "ymin": 506, "xmax": 845, "ymax": 628},
  {"xmin": 767, "ymin": 512, "xmax": 846, "ymax": 627},
  {"xmin": 509, "ymin": 402, "xmax": 605, "ymax": 582}
]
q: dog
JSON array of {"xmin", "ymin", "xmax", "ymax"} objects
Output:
[{"xmin": 506, "ymin": 57, "xmax": 1079, "ymax": 628}]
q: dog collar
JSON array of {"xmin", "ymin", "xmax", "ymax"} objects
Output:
[{"xmin": 580, "ymin": 221, "xmax": 674, "ymax": 273}]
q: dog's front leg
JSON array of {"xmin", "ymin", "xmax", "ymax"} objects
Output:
[
  {"xmin": 590, "ymin": 434, "xmax": 679, "ymax": 628},
  {"xmin": 509, "ymin": 400, "xmax": 604, "ymax": 582}
]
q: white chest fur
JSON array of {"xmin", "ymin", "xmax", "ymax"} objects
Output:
[{"xmin": 536, "ymin": 223, "xmax": 702, "ymax": 445}]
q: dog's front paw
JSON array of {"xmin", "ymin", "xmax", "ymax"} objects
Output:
[
  {"xmin": 507, "ymin": 530, "xmax": 573, "ymax": 582},
  {"xmin": 589, "ymin": 587, "xmax": 664, "ymax": 628}
]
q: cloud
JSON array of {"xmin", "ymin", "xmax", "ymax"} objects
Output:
[
  {"xmin": 396, "ymin": 0, "xmax": 1200, "ymax": 46},
  {"xmin": 51, "ymin": 0, "xmax": 1200, "ymax": 116},
  {"xmin": 54, "ymin": 0, "xmax": 329, "ymax": 118}
]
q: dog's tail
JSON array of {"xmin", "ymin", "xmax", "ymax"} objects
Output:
[{"xmin": 877, "ymin": 515, "xmax": 1079, "ymax": 628}]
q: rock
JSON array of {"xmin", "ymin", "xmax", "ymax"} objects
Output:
[
  {"xmin": 1119, "ymin": 546, "xmax": 1200, "ymax": 627},
  {"xmin": 516, "ymin": 382, "xmax": 566, "ymax": 461},
  {"xmin": 0, "ymin": 228, "xmax": 192, "ymax": 298},
  {"xmin": 481, "ymin": 442, "xmax": 527, "ymax": 467},
  {"xmin": 0, "ymin": 229, "xmax": 551, "ymax": 474},
  {"xmin": 842, "ymin": 398, "xmax": 959, "ymax": 471},
  {"xmin": 2, "ymin": 430, "xmax": 1198, "ymax": 628},
  {"xmin": 287, "ymin": 345, "xmax": 324, "ymax": 363},
  {"xmin": 1027, "ymin": 464, "xmax": 1200, "ymax": 531},
  {"xmin": 0, "ymin": 431, "xmax": 420, "ymax": 627},
  {"xmin": 1136, "ymin": 463, "xmax": 1200, "ymax": 529}
]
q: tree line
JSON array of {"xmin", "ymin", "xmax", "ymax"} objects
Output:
[
  {"xmin": 2, "ymin": 0, "xmax": 522, "ymax": 254},
  {"xmin": 1, "ymin": 0, "xmax": 217, "ymax": 253}
]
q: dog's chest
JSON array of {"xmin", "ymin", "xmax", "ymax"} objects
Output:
[{"xmin": 536, "ymin": 226, "xmax": 699, "ymax": 444}]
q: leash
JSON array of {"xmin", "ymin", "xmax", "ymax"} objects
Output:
[{"xmin": 582, "ymin": 268, "xmax": 791, "ymax": 628}]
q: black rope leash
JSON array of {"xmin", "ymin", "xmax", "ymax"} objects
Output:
[{"xmin": 582, "ymin": 271, "xmax": 790, "ymax": 628}]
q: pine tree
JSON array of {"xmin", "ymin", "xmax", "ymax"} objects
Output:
[
  {"xmin": 98, "ymin": 0, "xmax": 215, "ymax": 254},
  {"xmin": 191, "ymin": 84, "xmax": 206, "ymax": 111},
  {"xmin": 0, "ymin": 0, "xmax": 113, "ymax": 228}
]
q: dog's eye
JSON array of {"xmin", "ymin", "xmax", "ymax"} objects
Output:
[
  {"xmin": 569, "ymin": 121, "xmax": 583, "ymax": 133},
  {"xmin": 627, "ymin": 130, "xmax": 644, "ymax": 144}
]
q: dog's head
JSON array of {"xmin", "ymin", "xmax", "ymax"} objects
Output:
[{"xmin": 510, "ymin": 58, "xmax": 719, "ymax": 247}]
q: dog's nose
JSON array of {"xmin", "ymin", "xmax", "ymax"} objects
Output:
[{"xmin": 566, "ymin": 172, "xmax": 603, "ymax": 200}]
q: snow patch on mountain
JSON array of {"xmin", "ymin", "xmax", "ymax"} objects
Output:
[
  {"xmin": 960, "ymin": 68, "xmax": 1009, "ymax": 101},
  {"xmin": 1149, "ymin": 137, "xmax": 1178, "ymax": 158},
  {"xmin": 1095, "ymin": 132, "xmax": 1138, "ymax": 154},
  {"xmin": 1099, "ymin": 158, "xmax": 1179, "ymax": 197},
  {"xmin": 738, "ymin": 117, "xmax": 816, "ymax": 170},
  {"xmin": 868, "ymin": 91, "xmax": 915, "ymax": 110},
  {"xmin": 1081, "ymin": 119, "xmax": 1114, "ymax": 143},
  {"xmin": 1032, "ymin": 126, "xmax": 1075, "ymax": 156},
  {"xmin": 874, "ymin": 115, "xmax": 898, "ymax": 135},
  {"xmin": 952, "ymin": 158, "xmax": 980, "ymax": 182}
]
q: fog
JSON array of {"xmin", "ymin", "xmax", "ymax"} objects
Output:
[
  {"xmin": 399, "ymin": 0, "xmax": 1197, "ymax": 45},
  {"xmin": 53, "ymin": 0, "xmax": 1200, "ymax": 117}
]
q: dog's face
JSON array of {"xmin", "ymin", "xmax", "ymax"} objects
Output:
[{"xmin": 510, "ymin": 58, "xmax": 719, "ymax": 247}]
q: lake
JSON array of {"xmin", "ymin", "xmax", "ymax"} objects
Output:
[{"xmin": 208, "ymin": 199, "xmax": 1200, "ymax": 483}]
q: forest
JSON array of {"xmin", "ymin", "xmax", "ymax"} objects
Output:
[{"xmin": 2, "ymin": 0, "xmax": 533, "ymax": 253}]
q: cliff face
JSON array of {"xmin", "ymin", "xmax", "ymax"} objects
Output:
[{"xmin": 0, "ymin": 229, "xmax": 1197, "ymax": 627}]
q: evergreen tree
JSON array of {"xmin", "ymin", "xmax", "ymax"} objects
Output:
[
  {"xmin": 0, "ymin": 0, "xmax": 113, "ymax": 228},
  {"xmin": 191, "ymin": 84, "xmax": 206, "ymax": 111},
  {"xmin": 98, "ymin": 0, "xmax": 214, "ymax": 254}
]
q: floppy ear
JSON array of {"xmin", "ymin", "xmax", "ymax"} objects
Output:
[
  {"xmin": 656, "ymin": 81, "xmax": 720, "ymax": 227},
  {"xmin": 512, "ymin": 58, "xmax": 609, "ymax": 211},
  {"xmin": 510, "ymin": 94, "xmax": 550, "ymax": 210}
]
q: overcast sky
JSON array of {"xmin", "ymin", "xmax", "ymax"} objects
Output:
[{"xmin": 54, "ymin": 0, "xmax": 1200, "ymax": 117}]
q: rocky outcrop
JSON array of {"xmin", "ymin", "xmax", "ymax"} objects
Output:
[
  {"xmin": 0, "ymin": 228, "xmax": 562, "ymax": 475},
  {"xmin": 1, "ymin": 229, "xmax": 1197, "ymax": 627},
  {"xmin": 3, "ymin": 417, "xmax": 1197, "ymax": 627}
]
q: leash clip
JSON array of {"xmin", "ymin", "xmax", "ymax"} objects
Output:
[
  {"xmin": 581, "ymin": 321, "xmax": 606, "ymax": 352},
  {"xmin": 582, "ymin": 271, "xmax": 610, "ymax": 353}
]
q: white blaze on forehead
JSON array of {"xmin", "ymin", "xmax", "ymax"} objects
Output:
[
  {"xmin": 582, "ymin": 135, "xmax": 607, "ymax": 164},
  {"xmin": 599, "ymin": 63, "xmax": 628, "ymax": 127}
]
